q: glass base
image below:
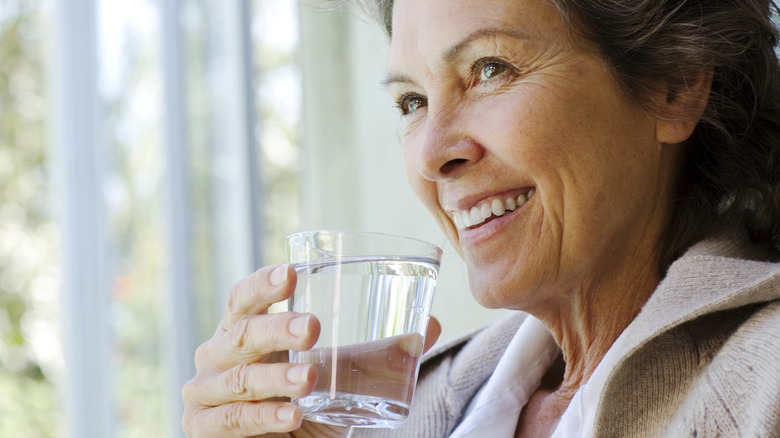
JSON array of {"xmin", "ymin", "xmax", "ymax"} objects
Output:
[{"xmin": 295, "ymin": 392, "xmax": 410, "ymax": 428}]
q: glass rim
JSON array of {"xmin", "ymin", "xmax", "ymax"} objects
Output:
[
  {"xmin": 285, "ymin": 229, "xmax": 443, "ymax": 260},
  {"xmin": 286, "ymin": 229, "xmax": 440, "ymax": 247}
]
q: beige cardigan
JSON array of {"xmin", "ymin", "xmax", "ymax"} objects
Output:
[{"xmin": 352, "ymin": 232, "xmax": 780, "ymax": 437}]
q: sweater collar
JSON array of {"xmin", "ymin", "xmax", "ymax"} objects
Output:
[
  {"xmin": 577, "ymin": 231, "xmax": 780, "ymax": 436},
  {"xmin": 618, "ymin": 229, "xmax": 780, "ymax": 356}
]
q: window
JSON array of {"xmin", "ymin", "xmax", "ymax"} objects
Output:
[
  {"xmin": 0, "ymin": 1, "xmax": 62, "ymax": 436},
  {"xmin": 2, "ymin": 0, "xmax": 301, "ymax": 436},
  {"xmin": 2, "ymin": 1, "xmax": 504, "ymax": 436}
]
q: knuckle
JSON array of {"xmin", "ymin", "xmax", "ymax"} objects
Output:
[
  {"xmin": 181, "ymin": 410, "xmax": 198, "ymax": 437},
  {"xmin": 181, "ymin": 409, "xmax": 192, "ymax": 433},
  {"xmin": 224, "ymin": 271, "xmax": 263, "ymax": 323},
  {"xmin": 220, "ymin": 402, "xmax": 266, "ymax": 432},
  {"xmin": 193, "ymin": 342, "xmax": 212, "ymax": 372},
  {"xmin": 228, "ymin": 317, "xmax": 252, "ymax": 350},
  {"xmin": 221, "ymin": 402, "xmax": 245, "ymax": 429},
  {"xmin": 225, "ymin": 313, "xmax": 300, "ymax": 362},
  {"xmin": 181, "ymin": 376, "xmax": 198, "ymax": 403},
  {"xmin": 247, "ymin": 271, "xmax": 265, "ymax": 298},
  {"xmin": 269, "ymin": 365, "xmax": 289, "ymax": 394},
  {"xmin": 181, "ymin": 402, "xmax": 207, "ymax": 438},
  {"xmin": 225, "ymin": 284, "xmax": 239, "ymax": 313},
  {"xmin": 253, "ymin": 313, "xmax": 287, "ymax": 351},
  {"xmin": 262, "ymin": 314, "xmax": 283, "ymax": 343},
  {"xmin": 224, "ymin": 279, "xmax": 245, "ymax": 320},
  {"xmin": 224, "ymin": 364, "xmax": 251, "ymax": 397}
]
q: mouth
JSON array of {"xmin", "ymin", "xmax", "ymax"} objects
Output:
[{"xmin": 448, "ymin": 188, "xmax": 535, "ymax": 231}]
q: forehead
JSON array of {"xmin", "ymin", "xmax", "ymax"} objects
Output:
[{"xmin": 389, "ymin": 0, "xmax": 567, "ymax": 67}]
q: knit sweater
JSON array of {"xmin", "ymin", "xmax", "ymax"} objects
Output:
[{"xmin": 351, "ymin": 232, "xmax": 780, "ymax": 437}]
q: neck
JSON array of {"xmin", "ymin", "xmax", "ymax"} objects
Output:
[{"xmin": 530, "ymin": 259, "xmax": 660, "ymax": 401}]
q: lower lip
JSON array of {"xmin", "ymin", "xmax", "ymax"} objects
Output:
[{"xmin": 457, "ymin": 204, "xmax": 526, "ymax": 246}]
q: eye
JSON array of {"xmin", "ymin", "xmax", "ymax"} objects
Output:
[
  {"xmin": 473, "ymin": 58, "xmax": 509, "ymax": 82},
  {"xmin": 396, "ymin": 94, "xmax": 427, "ymax": 115}
]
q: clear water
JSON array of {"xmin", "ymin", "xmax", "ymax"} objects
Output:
[
  {"xmin": 289, "ymin": 257, "xmax": 438, "ymax": 428},
  {"xmin": 295, "ymin": 392, "xmax": 410, "ymax": 428}
]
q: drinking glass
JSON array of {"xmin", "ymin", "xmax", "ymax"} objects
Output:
[{"xmin": 285, "ymin": 230, "xmax": 442, "ymax": 428}]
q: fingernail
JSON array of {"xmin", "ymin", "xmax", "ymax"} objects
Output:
[
  {"xmin": 269, "ymin": 264, "xmax": 289, "ymax": 287},
  {"xmin": 287, "ymin": 364, "xmax": 310, "ymax": 384},
  {"xmin": 276, "ymin": 405, "xmax": 296, "ymax": 422},
  {"xmin": 289, "ymin": 315, "xmax": 310, "ymax": 337}
]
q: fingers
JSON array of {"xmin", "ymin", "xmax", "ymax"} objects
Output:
[
  {"xmin": 183, "ymin": 362, "xmax": 317, "ymax": 406},
  {"xmin": 221, "ymin": 263, "xmax": 297, "ymax": 332},
  {"xmin": 183, "ymin": 264, "xmax": 322, "ymax": 438},
  {"xmin": 195, "ymin": 312, "xmax": 320, "ymax": 373},
  {"xmin": 182, "ymin": 400, "xmax": 302, "ymax": 438},
  {"xmin": 423, "ymin": 316, "xmax": 441, "ymax": 354}
]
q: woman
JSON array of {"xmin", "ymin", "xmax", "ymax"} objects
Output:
[{"xmin": 181, "ymin": 0, "xmax": 780, "ymax": 436}]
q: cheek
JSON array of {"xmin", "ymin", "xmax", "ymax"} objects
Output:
[{"xmin": 466, "ymin": 87, "xmax": 548, "ymax": 151}]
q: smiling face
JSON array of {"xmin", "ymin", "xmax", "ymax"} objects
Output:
[{"xmin": 387, "ymin": 0, "xmax": 683, "ymax": 310}]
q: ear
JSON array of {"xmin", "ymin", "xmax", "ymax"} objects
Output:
[{"xmin": 655, "ymin": 70, "xmax": 713, "ymax": 145}]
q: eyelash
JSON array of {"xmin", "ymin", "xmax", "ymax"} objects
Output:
[
  {"xmin": 470, "ymin": 58, "xmax": 511, "ymax": 83},
  {"xmin": 395, "ymin": 94, "xmax": 427, "ymax": 116},
  {"xmin": 394, "ymin": 58, "xmax": 513, "ymax": 116}
]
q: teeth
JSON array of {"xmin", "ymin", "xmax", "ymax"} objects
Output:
[
  {"xmin": 450, "ymin": 190, "xmax": 535, "ymax": 231},
  {"xmin": 461, "ymin": 210, "xmax": 473, "ymax": 227},
  {"xmin": 480, "ymin": 203, "xmax": 492, "ymax": 219},
  {"xmin": 470, "ymin": 206, "xmax": 482, "ymax": 225},
  {"xmin": 453, "ymin": 214, "xmax": 464, "ymax": 230},
  {"xmin": 491, "ymin": 198, "xmax": 504, "ymax": 216},
  {"xmin": 458, "ymin": 211, "xmax": 467, "ymax": 227}
]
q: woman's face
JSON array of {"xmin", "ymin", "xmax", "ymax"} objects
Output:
[{"xmin": 388, "ymin": 0, "xmax": 680, "ymax": 309}]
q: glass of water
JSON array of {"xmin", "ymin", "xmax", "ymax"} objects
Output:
[{"xmin": 285, "ymin": 230, "xmax": 442, "ymax": 428}]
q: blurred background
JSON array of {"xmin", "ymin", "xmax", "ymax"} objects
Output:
[{"xmin": 0, "ymin": 0, "xmax": 508, "ymax": 437}]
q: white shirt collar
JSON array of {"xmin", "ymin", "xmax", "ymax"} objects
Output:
[
  {"xmin": 449, "ymin": 315, "xmax": 559, "ymax": 438},
  {"xmin": 448, "ymin": 313, "xmax": 628, "ymax": 438}
]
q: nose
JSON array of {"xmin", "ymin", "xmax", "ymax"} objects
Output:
[{"xmin": 413, "ymin": 108, "xmax": 484, "ymax": 181}]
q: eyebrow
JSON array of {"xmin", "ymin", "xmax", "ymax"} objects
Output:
[{"xmin": 382, "ymin": 27, "xmax": 530, "ymax": 88}]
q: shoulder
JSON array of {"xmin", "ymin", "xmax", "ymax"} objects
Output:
[
  {"xmin": 593, "ymin": 232, "xmax": 780, "ymax": 436},
  {"xmin": 665, "ymin": 298, "xmax": 780, "ymax": 436}
]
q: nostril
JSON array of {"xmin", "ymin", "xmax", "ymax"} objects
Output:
[{"xmin": 440, "ymin": 158, "xmax": 468, "ymax": 175}]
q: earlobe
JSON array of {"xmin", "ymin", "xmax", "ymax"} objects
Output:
[{"xmin": 655, "ymin": 70, "xmax": 713, "ymax": 145}]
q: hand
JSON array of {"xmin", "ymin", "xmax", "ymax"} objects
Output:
[
  {"xmin": 181, "ymin": 263, "xmax": 442, "ymax": 438},
  {"xmin": 181, "ymin": 263, "xmax": 337, "ymax": 437}
]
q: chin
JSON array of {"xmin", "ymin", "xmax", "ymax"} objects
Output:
[{"xmin": 467, "ymin": 273, "xmax": 518, "ymax": 310}]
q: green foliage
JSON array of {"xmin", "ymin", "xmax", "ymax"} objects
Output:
[
  {"xmin": 0, "ymin": 2, "xmax": 302, "ymax": 437},
  {"xmin": 0, "ymin": 369, "xmax": 61, "ymax": 438},
  {"xmin": 0, "ymin": 0, "xmax": 62, "ymax": 437}
]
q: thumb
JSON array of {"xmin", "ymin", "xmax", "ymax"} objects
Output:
[{"xmin": 422, "ymin": 316, "xmax": 441, "ymax": 354}]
